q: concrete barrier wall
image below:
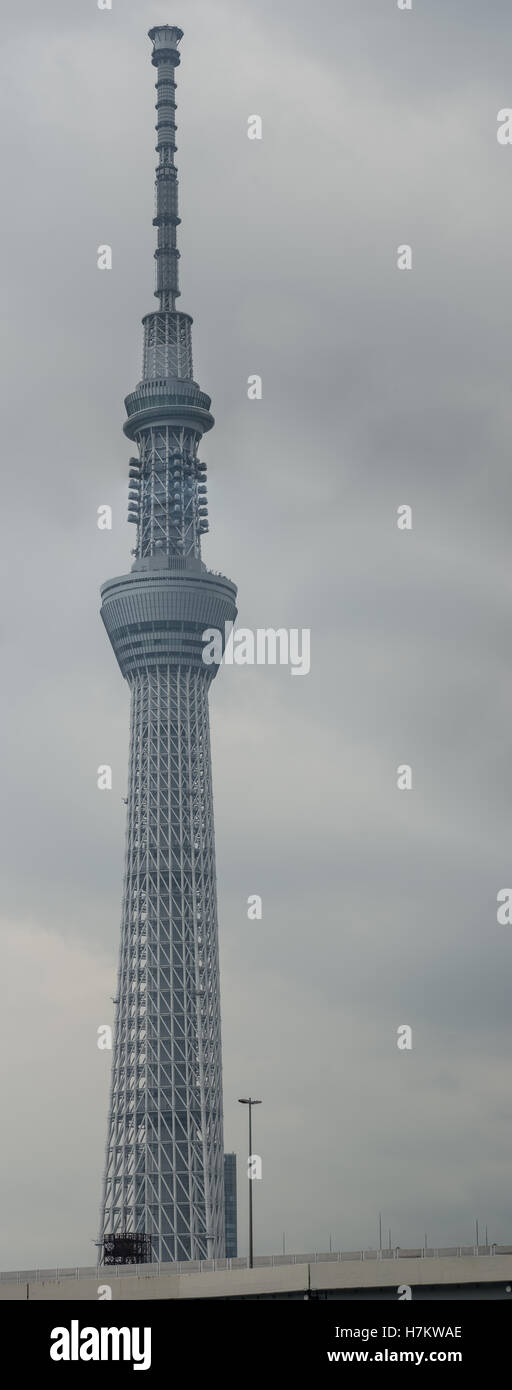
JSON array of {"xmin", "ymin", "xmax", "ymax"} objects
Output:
[
  {"xmin": 0, "ymin": 1254, "xmax": 511, "ymax": 1301},
  {"xmin": 310, "ymin": 1253, "xmax": 512, "ymax": 1292}
]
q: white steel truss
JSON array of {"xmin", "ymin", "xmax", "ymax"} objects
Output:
[
  {"xmin": 100, "ymin": 668, "xmax": 225, "ymax": 1262},
  {"xmin": 137, "ymin": 426, "xmax": 205, "ymax": 561}
]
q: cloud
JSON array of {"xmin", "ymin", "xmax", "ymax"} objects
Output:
[{"xmin": 1, "ymin": 0, "xmax": 511, "ymax": 1266}]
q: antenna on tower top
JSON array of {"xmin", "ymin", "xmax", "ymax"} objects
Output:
[{"xmin": 148, "ymin": 25, "xmax": 184, "ymax": 312}]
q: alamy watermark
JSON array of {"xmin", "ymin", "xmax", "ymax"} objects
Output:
[
  {"xmin": 50, "ymin": 1322, "xmax": 151, "ymax": 1371},
  {"xmin": 202, "ymin": 623, "xmax": 311, "ymax": 676}
]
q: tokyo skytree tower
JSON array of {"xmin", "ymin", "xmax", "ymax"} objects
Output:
[{"xmin": 98, "ymin": 25, "xmax": 237, "ymax": 1263}]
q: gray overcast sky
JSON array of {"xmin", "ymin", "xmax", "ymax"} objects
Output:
[{"xmin": 1, "ymin": 0, "xmax": 512, "ymax": 1268}]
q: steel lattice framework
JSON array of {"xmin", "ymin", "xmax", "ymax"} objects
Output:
[{"xmin": 98, "ymin": 25, "xmax": 237, "ymax": 1264}]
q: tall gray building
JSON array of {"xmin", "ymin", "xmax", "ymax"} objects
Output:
[{"xmin": 98, "ymin": 25, "xmax": 237, "ymax": 1264}]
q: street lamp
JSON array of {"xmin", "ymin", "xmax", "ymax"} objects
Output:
[{"xmin": 238, "ymin": 1097, "xmax": 262, "ymax": 1268}]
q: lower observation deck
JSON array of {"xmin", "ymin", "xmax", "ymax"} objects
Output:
[{"xmin": 100, "ymin": 554, "xmax": 237, "ymax": 679}]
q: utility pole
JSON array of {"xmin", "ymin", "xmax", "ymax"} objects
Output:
[{"xmin": 238, "ymin": 1097, "xmax": 262, "ymax": 1268}]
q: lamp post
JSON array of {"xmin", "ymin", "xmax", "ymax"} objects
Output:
[{"xmin": 238, "ymin": 1097, "xmax": 261, "ymax": 1268}]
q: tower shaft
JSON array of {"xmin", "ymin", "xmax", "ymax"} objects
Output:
[
  {"xmin": 101, "ymin": 668, "xmax": 223, "ymax": 1259},
  {"xmin": 99, "ymin": 26, "xmax": 236, "ymax": 1264}
]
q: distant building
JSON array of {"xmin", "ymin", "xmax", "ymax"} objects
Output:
[{"xmin": 224, "ymin": 1154, "xmax": 237, "ymax": 1258}]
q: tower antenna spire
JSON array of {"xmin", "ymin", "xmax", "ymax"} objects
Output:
[{"xmin": 148, "ymin": 24, "xmax": 184, "ymax": 311}]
